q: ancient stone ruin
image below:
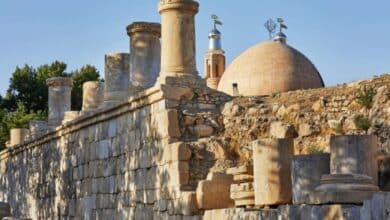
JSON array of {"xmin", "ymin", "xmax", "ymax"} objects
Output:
[{"xmin": 0, "ymin": 0, "xmax": 389, "ymax": 219}]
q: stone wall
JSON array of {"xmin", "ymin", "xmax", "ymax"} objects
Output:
[
  {"xmin": 0, "ymin": 84, "xmax": 230, "ymax": 219},
  {"xmin": 0, "ymin": 75, "xmax": 389, "ymax": 219},
  {"xmin": 221, "ymin": 74, "xmax": 390, "ymax": 189}
]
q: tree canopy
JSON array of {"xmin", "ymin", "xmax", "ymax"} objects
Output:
[{"xmin": 0, "ymin": 60, "xmax": 101, "ymax": 150}]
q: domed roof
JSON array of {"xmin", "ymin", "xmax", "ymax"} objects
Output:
[{"xmin": 218, "ymin": 40, "xmax": 324, "ymax": 96}]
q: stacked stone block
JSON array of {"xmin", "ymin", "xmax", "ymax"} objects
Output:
[{"xmin": 227, "ymin": 164, "xmax": 255, "ymax": 207}]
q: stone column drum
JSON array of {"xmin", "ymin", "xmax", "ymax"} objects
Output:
[
  {"xmin": 157, "ymin": 0, "xmax": 201, "ymax": 84},
  {"xmin": 315, "ymin": 135, "xmax": 379, "ymax": 204},
  {"xmin": 10, "ymin": 128, "xmax": 29, "ymax": 146},
  {"xmin": 127, "ymin": 22, "xmax": 161, "ymax": 94},
  {"xmin": 292, "ymin": 153, "xmax": 330, "ymax": 204},
  {"xmin": 29, "ymin": 120, "xmax": 48, "ymax": 140},
  {"xmin": 82, "ymin": 81, "xmax": 104, "ymax": 113},
  {"xmin": 63, "ymin": 111, "xmax": 80, "ymax": 123},
  {"xmin": 46, "ymin": 77, "xmax": 73, "ymax": 127},
  {"xmin": 252, "ymin": 138, "xmax": 294, "ymax": 206},
  {"xmin": 103, "ymin": 53, "xmax": 130, "ymax": 107}
]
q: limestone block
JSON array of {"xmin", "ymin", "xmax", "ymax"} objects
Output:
[
  {"xmin": 270, "ymin": 122, "xmax": 297, "ymax": 139},
  {"xmin": 192, "ymin": 124, "xmax": 214, "ymax": 138},
  {"xmin": 63, "ymin": 111, "xmax": 79, "ymax": 123},
  {"xmin": 161, "ymin": 85, "xmax": 194, "ymax": 101},
  {"xmin": 196, "ymin": 172, "xmax": 234, "ymax": 210},
  {"xmin": 158, "ymin": 161, "xmax": 189, "ymax": 188},
  {"xmin": 29, "ymin": 120, "xmax": 48, "ymax": 139},
  {"xmin": 10, "ymin": 128, "xmax": 29, "ymax": 146},
  {"xmin": 159, "ymin": 142, "xmax": 192, "ymax": 165},
  {"xmin": 180, "ymin": 191, "xmax": 199, "ymax": 216},
  {"xmin": 97, "ymin": 140, "xmax": 110, "ymax": 160},
  {"xmin": 292, "ymin": 153, "xmax": 330, "ymax": 204},
  {"xmin": 154, "ymin": 109, "xmax": 181, "ymax": 140},
  {"xmin": 253, "ymin": 138, "xmax": 293, "ymax": 206}
]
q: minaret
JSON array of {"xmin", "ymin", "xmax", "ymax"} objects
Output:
[{"xmin": 204, "ymin": 15, "xmax": 225, "ymax": 89}]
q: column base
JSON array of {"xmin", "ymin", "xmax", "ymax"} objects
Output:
[
  {"xmin": 312, "ymin": 174, "xmax": 379, "ymax": 204},
  {"xmin": 156, "ymin": 73, "xmax": 205, "ymax": 87}
]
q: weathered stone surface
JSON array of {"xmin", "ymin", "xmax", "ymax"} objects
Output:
[
  {"xmin": 157, "ymin": 0, "xmax": 200, "ymax": 84},
  {"xmin": 314, "ymin": 135, "xmax": 380, "ymax": 204},
  {"xmin": 9, "ymin": 128, "xmax": 29, "ymax": 147},
  {"xmin": 46, "ymin": 77, "xmax": 72, "ymax": 127},
  {"xmin": 196, "ymin": 172, "xmax": 234, "ymax": 210},
  {"xmin": 82, "ymin": 81, "xmax": 104, "ymax": 111},
  {"xmin": 270, "ymin": 122, "xmax": 297, "ymax": 139},
  {"xmin": 103, "ymin": 53, "xmax": 130, "ymax": 106},
  {"xmin": 127, "ymin": 22, "xmax": 161, "ymax": 94},
  {"xmin": 253, "ymin": 138, "xmax": 293, "ymax": 206},
  {"xmin": 192, "ymin": 124, "xmax": 214, "ymax": 138},
  {"xmin": 292, "ymin": 153, "xmax": 330, "ymax": 204},
  {"xmin": 29, "ymin": 120, "xmax": 48, "ymax": 139}
]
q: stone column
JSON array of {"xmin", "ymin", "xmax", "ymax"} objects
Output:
[
  {"xmin": 10, "ymin": 128, "xmax": 29, "ymax": 146},
  {"xmin": 292, "ymin": 153, "xmax": 330, "ymax": 204},
  {"xmin": 127, "ymin": 22, "xmax": 161, "ymax": 94},
  {"xmin": 252, "ymin": 138, "xmax": 293, "ymax": 206},
  {"xmin": 46, "ymin": 77, "xmax": 73, "ymax": 127},
  {"xmin": 315, "ymin": 135, "xmax": 379, "ymax": 204},
  {"xmin": 103, "ymin": 53, "xmax": 130, "ymax": 107},
  {"xmin": 63, "ymin": 111, "xmax": 79, "ymax": 124},
  {"xmin": 157, "ymin": 0, "xmax": 201, "ymax": 85},
  {"xmin": 29, "ymin": 120, "xmax": 48, "ymax": 139},
  {"xmin": 81, "ymin": 81, "xmax": 104, "ymax": 113}
]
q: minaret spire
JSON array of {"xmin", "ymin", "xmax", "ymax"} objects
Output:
[{"xmin": 204, "ymin": 14, "xmax": 226, "ymax": 89}]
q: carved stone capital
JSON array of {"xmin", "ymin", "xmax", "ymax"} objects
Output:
[
  {"xmin": 158, "ymin": 0, "xmax": 199, "ymax": 14},
  {"xmin": 46, "ymin": 77, "xmax": 73, "ymax": 87},
  {"xmin": 127, "ymin": 22, "xmax": 161, "ymax": 38}
]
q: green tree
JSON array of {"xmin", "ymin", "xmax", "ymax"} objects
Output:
[
  {"xmin": 71, "ymin": 65, "xmax": 101, "ymax": 110},
  {"xmin": 6, "ymin": 61, "xmax": 69, "ymax": 113},
  {"xmin": 0, "ymin": 103, "xmax": 46, "ymax": 150}
]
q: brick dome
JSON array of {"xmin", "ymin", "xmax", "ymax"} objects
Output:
[{"xmin": 217, "ymin": 40, "xmax": 324, "ymax": 96}]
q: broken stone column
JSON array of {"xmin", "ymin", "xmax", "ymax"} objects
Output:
[
  {"xmin": 157, "ymin": 0, "xmax": 201, "ymax": 85},
  {"xmin": 81, "ymin": 81, "xmax": 104, "ymax": 114},
  {"xmin": 29, "ymin": 120, "xmax": 48, "ymax": 139},
  {"xmin": 62, "ymin": 111, "xmax": 79, "ymax": 123},
  {"xmin": 103, "ymin": 53, "xmax": 130, "ymax": 107},
  {"xmin": 227, "ymin": 164, "xmax": 255, "ymax": 207},
  {"xmin": 252, "ymin": 138, "xmax": 293, "ymax": 206},
  {"xmin": 315, "ymin": 135, "xmax": 379, "ymax": 204},
  {"xmin": 127, "ymin": 22, "xmax": 161, "ymax": 95},
  {"xmin": 46, "ymin": 77, "xmax": 73, "ymax": 127},
  {"xmin": 10, "ymin": 128, "xmax": 29, "ymax": 146},
  {"xmin": 292, "ymin": 153, "xmax": 330, "ymax": 204}
]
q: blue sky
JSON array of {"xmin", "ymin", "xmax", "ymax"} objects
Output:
[{"xmin": 0, "ymin": 0, "xmax": 389, "ymax": 95}]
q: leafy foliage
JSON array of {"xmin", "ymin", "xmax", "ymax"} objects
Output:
[
  {"xmin": 71, "ymin": 65, "xmax": 101, "ymax": 110},
  {"xmin": 354, "ymin": 115, "xmax": 371, "ymax": 132},
  {"xmin": 306, "ymin": 144, "xmax": 324, "ymax": 154},
  {"xmin": 355, "ymin": 86, "xmax": 376, "ymax": 109},
  {"xmin": 0, "ymin": 61, "xmax": 101, "ymax": 150}
]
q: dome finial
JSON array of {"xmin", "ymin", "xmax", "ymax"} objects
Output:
[
  {"xmin": 208, "ymin": 14, "xmax": 223, "ymax": 51},
  {"xmin": 274, "ymin": 18, "xmax": 288, "ymax": 44}
]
